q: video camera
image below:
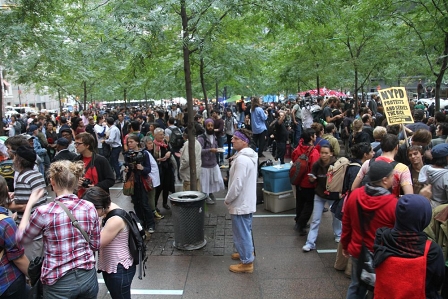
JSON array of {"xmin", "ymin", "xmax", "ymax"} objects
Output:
[{"xmin": 124, "ymin": 150, "xmax": 144, "ymax": 165}]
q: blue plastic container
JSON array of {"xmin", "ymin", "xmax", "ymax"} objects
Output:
[{"xmin": 260, "ymin": 164, "xmax": 293, "ymax": 193}]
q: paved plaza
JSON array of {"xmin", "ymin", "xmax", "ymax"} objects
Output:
[{"xmin": 90, "ymin": 148, "xmax": 351, "ymax": 299}]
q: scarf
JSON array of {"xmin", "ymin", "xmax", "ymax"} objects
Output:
[
  {"xmin": 373, "ymin": 227, "xmax": 428, "ymax": 267},
  {"xmin": 154, "ymin": 139, "xmax": 168, "ymax": 149}
]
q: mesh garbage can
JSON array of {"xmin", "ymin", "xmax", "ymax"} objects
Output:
[{"xmin": 169, "ymin": 191, "xmax": 207, "ymax": 250}]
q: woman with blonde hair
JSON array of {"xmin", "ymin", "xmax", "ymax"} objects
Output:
[{"xmin": 16, "ymin": 160, "xmax": 100, "ymax": 298}]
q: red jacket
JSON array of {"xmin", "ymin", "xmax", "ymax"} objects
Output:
[
  {"xmin": 291, "ymin": 140, "xmax": 319, "ymax": 188},
  {"xmin": 341, "ymin": 186, "xmax": 397, "ymax": 258}
]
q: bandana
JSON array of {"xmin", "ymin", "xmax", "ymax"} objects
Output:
[{"xmin": 234, "ymin": 131, "xmax": 249, "ymax": 144}]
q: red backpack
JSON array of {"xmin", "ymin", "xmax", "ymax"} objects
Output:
[{"xmin": 289, "ymin": 146, "xmax": 314, "ymax": 185}]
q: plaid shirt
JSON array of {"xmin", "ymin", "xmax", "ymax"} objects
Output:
[
  {"xmin": 16, "ymin": 194, "xmax": 100, "ymax": 286},
  {"xmin": 0, "ymin": 207, "xmax": 25, "ymax": 296}
]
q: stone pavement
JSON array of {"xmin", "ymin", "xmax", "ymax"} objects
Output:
[{"xmin": 94, "ymin": 145, "xmax": 351, "ymax": 298}]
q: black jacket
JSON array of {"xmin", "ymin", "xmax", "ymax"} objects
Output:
[{"xmin": 73, "ymin": 153, "xmax": 115, "ymax": 193}]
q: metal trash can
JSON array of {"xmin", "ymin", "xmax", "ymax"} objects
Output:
[{"xmin": 169, "ymin": 191, "xmax": 207, "ymax": 250}]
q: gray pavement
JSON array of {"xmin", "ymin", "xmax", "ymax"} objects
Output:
[{"xmin": 94, "ymin": 146, "xmax": 351, "ymax": 299}]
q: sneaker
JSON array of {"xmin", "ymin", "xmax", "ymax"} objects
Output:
[
  {"xmin": 335, "ymin": 237, "xmax": 341, "ymax": 243},
  {"xmin": 302, "ymin": 244, "xmax": 314, "ymax": 252},
  {"xmin": 220, "ymin": 164, "xmax": 229, "ymax": 169},
  {"xmin": 153, "ymin": 211, "xmax": 164, "ymax": 220},
  {"xmin": 205, "ymin": 197, "xmax": 215, "ymax": 205},
  {"xmin": 147, "ymin": 227, "xmax": 155, "ymax": 234}
]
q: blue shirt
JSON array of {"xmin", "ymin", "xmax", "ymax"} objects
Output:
[{"xmin": 250, "ymin": 107, "xmax": 267, "ymax": 134}]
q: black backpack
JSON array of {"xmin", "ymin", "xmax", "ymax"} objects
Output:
[
  {"xmin": 169, "ymin": 127, "xmax": 184, "ymax": 150},
  {"xmin": 104, "ymin": 209, "xmax": 147, "ymax": 279}
]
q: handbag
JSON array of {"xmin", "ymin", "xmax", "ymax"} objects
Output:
[
  {"xmin": 356, "ymin": 201, "xmax": 376, "ymax": 291},
  {"xmin": 141, "ymin": 175, "xmax": 153, "ymax": 192},
  {"xmin": 123, "ymin": 172, "xmax": 135, "ymax": 196},
  {"xmin": 28, "ymin": 256, "xmax": 44, "ymax": 286}
]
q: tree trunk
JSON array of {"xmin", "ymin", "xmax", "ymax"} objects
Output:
[
  {"xmin": 215, "ymin": 80, "xmax": 219, "ymax": 103},
  {"xmin": 58, "ymin": 89, "xmax": 63, "ymax": 116},
  {"xmin": 354, "ymin": 68, "xmax": 359, "ymax": 114},
  {"xmin": 124, "ymin": 88, "xmax": 127, "ymax": 110},
  {"xmin": 83, "ymin": 81, "xmax": 87, "ymax": 111},
  {"xmin": 200, "ymin": 57, "xmax": 209, "ymax": 115},
  {"xmin": 181, "ymin": 0, "xmax": 197, "ymax": 192}
]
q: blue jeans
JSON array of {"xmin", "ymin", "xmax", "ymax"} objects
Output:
[
  {"xmin": 346, "ymin": 257, "xmax": 369, "ymax": 299},
  {"xmin": 0, "ymin": 274, "xmax": 29, "ymax": 299},
  {"xmin": 216, "ymin": 136, "xmax": 225, "ymax": 164},
  {"xmin": 109, "ymin": 146, "xmax": 122, "ymax": 179},
  {"xmin": 43, "ymin": 268, "xmax": 98, "ymax": 299},
  {"xmin": 102, "ymin": 264, "xmax": 136, "ymax": 299},
  {"xmin": 305, "ymin": 194, "xmax": 342, "ymax": 249},
  {"xmin": 231, "ymin": 214, "xmax": 254, "ymax": 264},
  {"xmin": 238, "ymin": 112, "xmax": 245, "ymax": 127}
]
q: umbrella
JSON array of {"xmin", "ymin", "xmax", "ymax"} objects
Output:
[{"xmin": 226, "ymin": 95, "xmax": 242, "ymax": 102}]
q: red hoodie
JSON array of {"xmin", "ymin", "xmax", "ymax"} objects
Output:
[
  {"xmin": 291, "ymin": 140, "xmax": 320, "ymax": 188},
  {"xmin": 341, "ymin": 186, "xmax": 397, "ymax": 259}
]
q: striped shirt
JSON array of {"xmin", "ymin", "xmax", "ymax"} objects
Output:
[
  {"xmin": 97, "ymin": 217, "xmax": 133, "ymax": 273},
  {"xmin": 13, "ymin": 169, "xmax": 48, "ymax": 225},
  {"xmin": 16, "ymin": 194, "xmax": 100, "ymax": 286}
]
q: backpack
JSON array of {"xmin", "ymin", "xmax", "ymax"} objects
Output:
[
  {"xmin": 326, "ymin": 157, "xmax": 351, "ymax": 195},
  {"xmin": 103, "ymin": 209, "xmax": 147, "ymax": 279},
  {"xmin": 169, "ymin": 127, "xmax": 184, "ymax": 149},
  {"xmin": 0, "ymin": 160, "xmax": 14, "ymax": 192},
  {"xmin": 289, "ymin": 146, "xmax": 314, "ymax": 185}
]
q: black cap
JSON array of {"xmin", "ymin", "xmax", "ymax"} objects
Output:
[{"xmin": 16, "ymin": 146, "xmax": 36, "ymax": 164}]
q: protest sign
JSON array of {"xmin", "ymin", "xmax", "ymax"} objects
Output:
[{"xmin": 379, "ymin": 87, "xmax": 414, "ymax": 125}]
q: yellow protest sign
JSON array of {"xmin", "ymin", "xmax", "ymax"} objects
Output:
[{"xmin": 379, "ymin": 87, "xmax": 414, "ymax": 125}]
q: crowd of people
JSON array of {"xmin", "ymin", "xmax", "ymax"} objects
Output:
[{"xmin": 1, "ymin": 92, "xmax": 448, "ymax": 297}]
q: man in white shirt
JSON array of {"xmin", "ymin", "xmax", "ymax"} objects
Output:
[{"xmin": 103, "ymin": 117, "xmax": 122, "ymax": 183}]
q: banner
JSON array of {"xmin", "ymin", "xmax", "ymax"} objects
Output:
[{"xmin": 378, "ymin": 87, "xmax": 413, "ymax": 125}]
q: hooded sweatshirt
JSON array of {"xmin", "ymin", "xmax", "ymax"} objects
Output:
[
  {"xmin": 341, "ymin": 184, "xmax": 397, "ymax": 259},
  {"xmin": 418, "ymin": 165, "xmax": 448, "ymax": 204},
  {"xmin": 224, "ymin": 147, "xmax": 258, "ymax": 215}
]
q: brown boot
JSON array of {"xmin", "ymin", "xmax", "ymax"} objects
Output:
[
  {"xmin": 229, "ymin": 262, "xmax": 254, "ymax": 273},
  {"xmin": 231, "ymin": 253, "xmax": 240, "ymax": 260}
]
